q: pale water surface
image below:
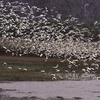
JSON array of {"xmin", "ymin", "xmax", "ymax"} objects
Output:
[{"xmin": 0, "ymin": 80, "xmax": 100, "ymax": 100}]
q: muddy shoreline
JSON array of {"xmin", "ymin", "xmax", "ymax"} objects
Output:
[{"xmin": 0, "ymin": 80, "xmax": 100, "ymax": 100}]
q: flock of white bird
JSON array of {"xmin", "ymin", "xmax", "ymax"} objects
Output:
[
  {"xmin": 2, "ymin": 62, "xmax": 28, "ymax": 71},
  {"xmin": 0, "ymin": 1, "xmax": 100, "ymax": 80}
]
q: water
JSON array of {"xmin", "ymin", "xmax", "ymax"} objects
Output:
[{"xmin": 0, "ymin": 80, "xmax": 100, "ymax": 100}]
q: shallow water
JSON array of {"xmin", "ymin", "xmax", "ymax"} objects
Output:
[{"xmin": 0, "ymin": 80, "xmax": 100, "ymax": 100}]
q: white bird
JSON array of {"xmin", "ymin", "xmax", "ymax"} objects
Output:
[
  {"xmin": 23, "ymin": 68, "xmax": 27, "ymax": 71},
  {"xmin": 53, "ymin": 64, "xmax": 59, "ymax": 69},
  {"xmin": 86, "ymin": 67, "xmax": 91, "ymax": 73},
  {"xmin": 40, "ymin": 53, "xmax": 43, "ymax": 57},
  {"xmin": 83, "ymin": 63, "xmax": 88, "ymax": 66},
  {"xmin": 19, "ymin": 54, "xmax": 22, "ymax": 56},
  {"xmin": 45, "ymin": 56, "xmax": 48, "ymax": 62},
  {"xmin": 51, "ymin": 74, "xmax": 56, "ymax": 80},
  {"xmin": 86, "ymin": 67, "xmax": 91, "ymax": 71},
  {"xmin": 97, "ymin": 77, "xmax": 100, "ymax": 80},
  {"xmin": 3, "ymin": 46, "xmax": 7, "ymax": 50},
  {"xmin": 68, "ymin": 64, "xmax": 72, "ymax": 68},
  {"xmin": 6, "ymin": 49, "xmax": 11, "ymax": 53},
  {"xmin": 60, "ymin": 59, "xmax": 66, "ymax": 63},
  {"xmin": 3, "ymin": 62, "xmax": 7, "ymax": 66},
  {"xmin": 67, "ymin": 59, "xmax": 75, "ymax": 65},
  {"xmin": 18, "ymin": 67, "xmax": 22, "ymax": 70},
  {"xmin": 59, "ymin": 75, "xmax": 63, "ymax": 80},
  {"xmin": 65, "ymin": 70, "xmax": 69, "ymax": 73},
  {"xmin": 6, "ymin": 2, "xmax": 11, "ymax": 7},
  {"xmin": 72, "ymin": 70, "xmax": 75, "ymax": 73},
  {"xmin": 91, "ymin": 68, "xmax": 95, "ymax": 71},
  {"xmin": 82, "ymin": 69, "xmax": 86, "ymax": 72},
  {"xmin": 12, "ymin": 53, "xmax": 14, "ymax": 56},
  {"xmin": 41, "ymin": 70, "xmax": 45, "ymax": 73},
  {"xmin": 56, "ymin": 69, "xmax": 60, "ymax": 72},
  {"xmin": 7, "ymin": 67, "xmax": 12, "ymax": 70},
  {"xmin": 94, "ymin": 21, "xmax": 98, "ymax": 26}
]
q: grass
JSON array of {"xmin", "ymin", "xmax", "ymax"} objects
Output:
[
  {"xmin": 0, "ymin": 56, "xmax": 57, "ymax": 81},
  {"xmin": 0, "ymin": 56, "xmax": 99, "ymax": 81},
  {"xmin": 0, "ymin": 67, "xmax": 52, "ymax": 81}
]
